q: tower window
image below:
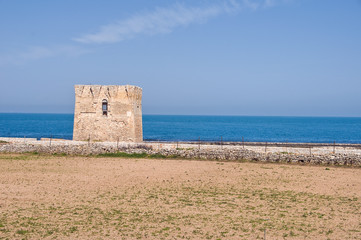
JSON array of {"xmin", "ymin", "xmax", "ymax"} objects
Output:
[{"xmin": 102, "ymin": 99, "xmax": 108, "ymax": 116}]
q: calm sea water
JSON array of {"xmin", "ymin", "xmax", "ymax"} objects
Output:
[{"xmin": 1, "ymin": 113, "xmax": 361, "ymax": 143}]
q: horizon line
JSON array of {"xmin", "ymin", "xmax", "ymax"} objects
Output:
[{"xmin": 1, "ymin": 112, "xmax": 361, "ymax": 118}]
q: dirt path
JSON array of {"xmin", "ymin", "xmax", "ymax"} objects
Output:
[{"xmin": 0, "ymin": 153, "xmax": 360, "ymax": 239}]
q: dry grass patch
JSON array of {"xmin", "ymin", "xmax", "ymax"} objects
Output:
[{"xmin": 0, "ymin": 153, "xmax": 360, "ymax": 239}]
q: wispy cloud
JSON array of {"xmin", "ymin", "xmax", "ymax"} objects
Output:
[
  {"xmin": 74, "ymin": 0, "xmax": 283, "ymax": 44},
  {"xmin": 0, "ymin": 45, "xmax": 89, "ymax": 65},
  {"xmin": 73, "ymin": 3, "xmax": 226, "ymax": 44},
  {"xmin": 0, "ymin": 0, "xmax": 288, "ymax": 65},
  {"xmin": 242, "ymin": 0, "xmax": 291, "ymax": 9}
]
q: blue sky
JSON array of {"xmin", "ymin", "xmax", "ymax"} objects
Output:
[{"xmin": 0, "ymin": 0, "xmax": 360, "ymax": 116}]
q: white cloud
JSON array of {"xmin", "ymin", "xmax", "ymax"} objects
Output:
[
  {"xmin": 74, "ymin": 0, "xmax": 288, "ymax": 44},
  {"xmin": 0, "ymin": 0, "xmax": 289, "ymax": 65},
  {"xmin": 74, "ymin": 4, "xmax": 225, "ymax": 44},
  {"xmin": 241, "ymin": 0, "xmax": 291, "ymax": 10}
]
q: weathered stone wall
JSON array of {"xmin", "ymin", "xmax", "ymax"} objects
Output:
[
  {"xmin": 1, "ymin": 138, "xmax": 360, "ymax": 166},
  {"xmin": 73, "ymin": 85, "xmax": 142, "ymax": 142}
]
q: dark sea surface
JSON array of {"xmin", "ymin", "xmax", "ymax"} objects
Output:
[{"xmin": 1, "ymin": 113, "xmax": 361, "ymax": 143}]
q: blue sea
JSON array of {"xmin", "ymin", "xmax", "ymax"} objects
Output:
[{"xmin": 1, "ymin": 113, "xmax": 361, "ymax": 143}]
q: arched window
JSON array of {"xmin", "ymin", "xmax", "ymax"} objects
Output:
[{"xmin": 102, "ymin": 99, "xmax": 108, "ymax": 116}]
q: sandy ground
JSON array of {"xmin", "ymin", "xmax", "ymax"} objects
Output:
[{"xmin": 0, "ymin": 153, "xmax": 360, "ymax": 239}]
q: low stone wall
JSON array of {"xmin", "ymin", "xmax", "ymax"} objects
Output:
[{"xmin": 1, "ymin": 138, "xmax": 360, "ymax": 166}]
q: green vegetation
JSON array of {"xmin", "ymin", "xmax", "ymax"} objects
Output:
[
  {"xmin": 69, "ymin": 226, "xmax": 78, "ymax": 233},
  {"xmin": 97, "ymin": 151, "xmax": 178, "ymax": 159},
  {"xmin": 97, "ymin": 152, "xmax": 148, "ymax": 158},
  {"xmin": 22, "ymin": 151, "xmax": 39, "ymax": 155},
  {"xmin": 0, "ymin": 140, "xmax": 8, "ymax": 144},
  {"xmin": 16, "ymin": 229, "xmax": 28, "ymax": 235},
  {"xmin": 0, "ymin": 154, "xmax": 36, "ymax": 160},
  {"xmin": 0, "ymin": 151, "xmax": 178, "ymax": 160},
  {"xmin": 52, "ymin": 152, "xmax": 67, "ymax": 156}
]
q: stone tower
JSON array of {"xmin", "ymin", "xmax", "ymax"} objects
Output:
[{"xmin": 73, "ymin": 85, "xmax": 142, "ymax": 142}]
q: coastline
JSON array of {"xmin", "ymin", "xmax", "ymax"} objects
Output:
[{"xmin": 1, "ymin": 137, "xmax": 361, "ymax": 166}]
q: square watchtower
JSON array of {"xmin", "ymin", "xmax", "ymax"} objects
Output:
[{"xmin": 73, "ymin": 85, "xmax": 142, "ymax": 142}]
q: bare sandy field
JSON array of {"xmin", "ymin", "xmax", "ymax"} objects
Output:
[{"xmin": 0, "ymin": 153, "xmax": 360, "ymax": 239}]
